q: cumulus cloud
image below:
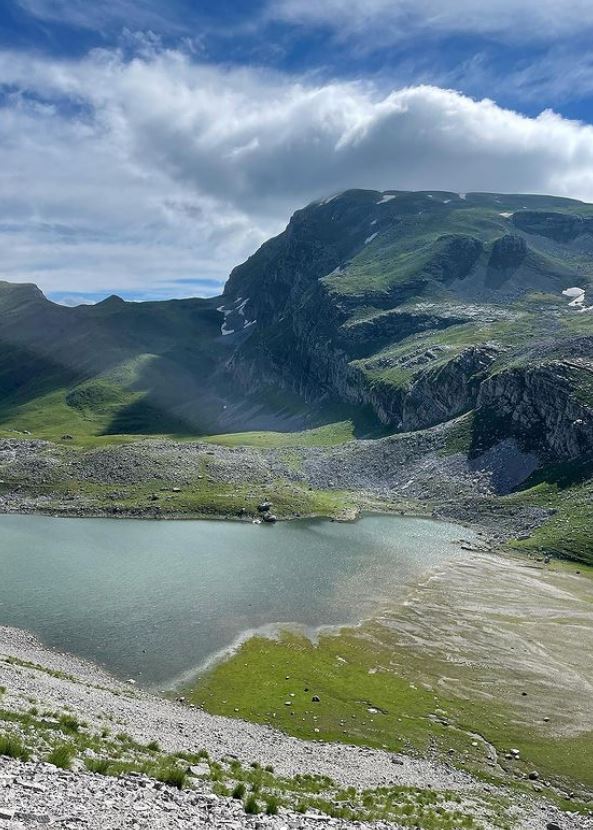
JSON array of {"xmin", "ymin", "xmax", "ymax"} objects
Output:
[
  {"xmin": 1, "ymin": 47, "xmax": 593, "ymax": 297},
  {"xmin": 269, "ymin": 0, "xmax": 593, "ymax": 44}
]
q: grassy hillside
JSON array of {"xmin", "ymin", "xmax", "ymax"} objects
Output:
[{"xmin": 0, "ymin": 283, "xmax": 352, "ymax": 445}]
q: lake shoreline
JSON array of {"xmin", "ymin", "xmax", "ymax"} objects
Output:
[
  {"xmin": 0, "ymin": 435, "xmax": 557, "ymax": 564},
  {"xmin": 0, "ymin": 513, "xmax": 477, "ymax": 689}
]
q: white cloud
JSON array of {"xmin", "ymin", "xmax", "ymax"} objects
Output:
[
  {"xmin": 1, "ymin": 47, "xmax": 593, "ymax": 297},
  {"xmin": 269, "ymin": 0, "xmax": 593, "ymax": 44}
]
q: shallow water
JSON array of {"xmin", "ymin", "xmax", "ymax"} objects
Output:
[{"xmin": 0, "ymin": 513, "xmax": 472, "ymax": 688}]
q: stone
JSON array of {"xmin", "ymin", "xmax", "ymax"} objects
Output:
[
  {"xmin": 0, "ymin": 808, "xmax": 16, "ymax": 820},
  {"xmin": 528, "ymin": 771, "xmax": 539, "ymax": 780},
  {"xmin": 257, "ymin": 501, "xmax": 272, "ymax": 513},
  {"xmin": 546, "ymin": 823, "xmax": 562, "ymax": 830},
  {"xmin": 262, "ymin": 514, "xmax": 277, "ymax": 523},
  {"xmin": 311, "ymin": 695, "xmax": 320, "ymax": 703},
  {"xmin": 17, "ymin": 780, "xmax": 46, "ymax": 793},
  {"xmin": 188, "ymin": 764, "xmax": 210, "ymax": 777}
]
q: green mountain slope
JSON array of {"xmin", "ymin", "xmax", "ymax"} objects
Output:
[{"xmin": 0, "ymin": 282, "xmax": 335, "ymax": 443}]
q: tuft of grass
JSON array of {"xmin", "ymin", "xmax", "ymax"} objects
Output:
[
  {"xmin": 59, "ymin": 714, "xmax": 80, "ymax": 733},
  {"xmin": 155, "ymin": 765, "xmax": 187, "ymax": 790},
  {"xmin": 0, "ymin": 733, "xmax": 30, "ymax": 761},
  {"xmin": 244, "ymin": 795, "xmax": 260, "ymax": 814},
  {"xmin": 48, "ymin": 743, "xmax": 75, "ymax": 769},
  {"xmin": 265, "ymin": 795, "xmax": 280, "ymax": 815},
  {"xmin": 85, "ymin": 757, "xmax": 111, "ymax": 775},
  {"xmin": 232, "ymin": 782, "xmax": 246, "ymax": 799},
  {"xmin": 146, "ymin": 739, "xmax": 160, "ymax": 752}
]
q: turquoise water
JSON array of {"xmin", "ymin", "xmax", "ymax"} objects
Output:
[{"xmin": 0, "ymin": 514, "xmax": 471, "ymax": 688}]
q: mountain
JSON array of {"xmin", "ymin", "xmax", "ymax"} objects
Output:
[
  {"xmin": 2, "ymin": 188, "xmax": 593, "ymax": 468},
  {"xmin": 224, "ymin": 189, "xmax": 593, "ymax": 463}
]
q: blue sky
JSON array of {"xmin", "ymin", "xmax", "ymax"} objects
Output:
[{"xmin": 1, "ymin": 0, "xmax": 593, "ymax": 302}]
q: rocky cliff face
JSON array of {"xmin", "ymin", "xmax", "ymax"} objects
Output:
[
  {"xmin": 474, "ymin": 361, "xmax": 593, "ymax": 460},
  {"xmin": 402, "ymin": 346, "xmax": 499, "ymax": 432},
  {"xmin": 512, "ymin": 211, "xmax": 593, "ymax": 243}
]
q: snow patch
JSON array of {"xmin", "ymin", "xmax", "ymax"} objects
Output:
[
  {"xmin": 370, "ymin": 219, "xmax": 377, "ymax": 226},
  {"xmin": 377, "ymin": 194, "xmax": 396, "ymax": 204},
  {"xmin": 562, "ymin": 286, "xmax": 590, "ymax": 310},
  {"xmin": 218, "ymin": 295, "xmax": 255, "ymax": 335},
  {"xmin": 319, "ymin": 192, "xmax": 341, "ymax": 206},
  {"xmin": 499, "ymin": 212, "xmax": 513, "ymax": 218},
  {"xmin": 364, "ymin": 232, "xmax": 378, "ymax": 245},
  {"xmin": 563, "ymin": 286, "xmax": 585, "ymax": 299},
  {"xmin": 459, "ymin": 193, "xmax": 467, "ymax": 200}
]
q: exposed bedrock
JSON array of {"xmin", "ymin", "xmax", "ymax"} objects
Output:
[
  {"xmin": 513, "ymin": 210, "xmax": 593, "ymax": 242},
  {"xmin": 474, "ymin": 361, "xmax": 593, "ymax": 460},
  {"xmin": 401, "ymin": 346, "xmax": 499, "ymax": 431}
]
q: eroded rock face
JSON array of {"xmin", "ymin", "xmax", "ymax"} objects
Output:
[
  {"xmin": 475, "ymin": 362, "xmax": 593, "ymax": 460},
  {"xmin": 424, "ymin": 234, "xmax": 483, "ymax": 283},
  {"xmin": 512, "ymin": 211, "xmax": 593, "ymax": 243},
  {"xmin": 402, "ymin": 346, "xmax": 499, "ymax": 432},
  {"xmin": 340, "ymin": 308, "xmax": 469, "ymax": 360},
  {"xmin": 488, "ymin": 235, "xmax": 528, "ymax": 271}
]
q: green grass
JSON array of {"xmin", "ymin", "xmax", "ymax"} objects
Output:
[
  {"xmin": 0, "ymin": 699, "xmax": 558, "ymax": 827},
  {"xmin": 244, "ymin": 795, "xmax": 261, "ymax": 814},
  {"xmin": 0, "ymin": 451, "xmax": 359, "ymax": 521},
  {"xmin": 505, "ymin": 471, "xmax": 593, "ymax": 565},
  {"xmin": 265, "ymin": 795, "xmax": 280, "ymax": 815},
  {"xmin": 59, "ymin": 714, "xmax": 81, "ymax": 733},
  {"xmin": 0, "ymin": 732, "xmax": 30, "ymax": 761},
  {"xmin": 85, "ymin": 757, "xmax": 111, "ymax": 775},
  {"xmin": 203, "ymin": 420, "xmax": 357, "ymax": 448},
  {"xmin": 189, "ymin": 625, "xmax": 593, "ymax": 793},
  {"xmin": 47, "ymin": 742, "xmax": 76, "ymax": 769},
  {"xmin": 155, "ymin": 765, "xmax": 188, "ymax": 789}
]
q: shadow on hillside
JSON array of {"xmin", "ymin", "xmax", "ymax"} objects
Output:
[{"xmin": 102, "ymin": 350, "xmax": 390, "ymax": 440}]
